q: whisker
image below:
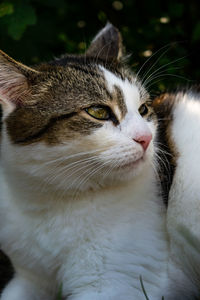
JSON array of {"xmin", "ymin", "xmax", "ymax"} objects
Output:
[
  {"xmin": 154, "ymin": 146, "xmax": 172, "ymax": 185},
  {"xmin": 71, "ymin": 155, "xmax": 124, "ymax": 200},
  {"xmin": 142, "ymin": 55, "xmax": 188, "ymax": 87},
  {"xmin": 156, "ymin": 118, "xmax": 172, "ymax": 122},
  {"xmin": 146, "ymin": 74, "xmax": 191, "ymax": 90},
  {"xmin": 143, "ymin": 67, "xmax": 182, "ymax": 87},
  {"xmin": 45, "ymin": 156, "xmax": 100, "ymax": 187},
  {"xmin": 71, "ymin": 160, "xmax": 115, "ymax": 200},
  {"xmin": 135, "ymin": 42, "xmax": 177, "ymax": 81},
  {"xmin": 31, "ymin": 147, "xmax": 108, "ymax": 174},
  {"xmin": 38, "ymin": 156, "xmax": 101, "ymax": 195},
  {"xmin": 154, "ymin": 142, "xmax": 173, "ymax": 157},
  {"xmin": 150, "ymin": 159, "xmax": 160, "ymax": 182},
  {"xmin": 31, "ymin": 156, "xmax": 100, "ymax": 182},
  {"xmin": 140, "ymin": 48, "xmax": 172, "ymax": 85}
]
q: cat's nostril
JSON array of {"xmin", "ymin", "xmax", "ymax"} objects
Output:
[{"xmin": 133, "ymin": 134, "xmax": 152, "ymax": 151}]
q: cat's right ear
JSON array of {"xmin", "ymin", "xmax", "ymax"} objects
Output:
[
  {"xmin": 86, "ymin": 23, "xmax": 124, "ymax": 62},
  {"xmin": 0, "ymin": 50, "xmax": 39, "ymax": 116}
]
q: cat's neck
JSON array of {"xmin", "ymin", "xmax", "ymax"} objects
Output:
[{"xmin": 1, "ymin": 160, "xmax": 160, "ymax": 214}]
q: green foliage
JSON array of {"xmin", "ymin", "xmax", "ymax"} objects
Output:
[
  {"xmin": 0, "ymin": 0, "xmax": 199, "ymax": 93},
  {"xmin": 140, "ymin": 276, "xmax": 151, "ymax": 300},
  {"xmin": 56, "ymin": 283, "xmax": 63, "ymax": 300},
  {"xmin": 0, "ymin": 2, "xmax": 13, "ymax": 18},
  {"xmin": 192, "ymin": 22, "xmax": 200, "ymax": 42},
  {"xmin": 0, "ymin": 1, "xmax": 37, "ymax": 40},
  {"xmin": 140, "ymin": 276, "xmax": 165, "ymax": 300}
]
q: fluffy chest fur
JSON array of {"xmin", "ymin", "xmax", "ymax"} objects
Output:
[{"xmin": 0, "ymin": 164, "xmax": 168, "ymax": 299}]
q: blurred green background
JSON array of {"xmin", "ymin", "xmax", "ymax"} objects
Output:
[{"xmin": 0, "ymin": 0, "xmax": 200, "ymax": 94}]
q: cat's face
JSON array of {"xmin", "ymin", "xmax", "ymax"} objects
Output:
[{"xmin": 0, "ymin": 24, "xmax": 157, "ymax": 194}]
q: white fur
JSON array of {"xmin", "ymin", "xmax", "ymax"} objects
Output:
[
  {"xmin": 100, "ymin": 66, "xmax": 155, "ymax": 142},
  {"xmin": 167, "ymin": 93, "xmax": 200, "ymax": 297},
  {"xmin": 100, "ymin": 66, "xmax": 141, "ymax": 111},
  {"xmin": 0, "ymin": 68, "xmax": 185, "ymax": 299},
  {"xmin": 0, "ymin": 162, "xmax": 169, "ymax": 299}
]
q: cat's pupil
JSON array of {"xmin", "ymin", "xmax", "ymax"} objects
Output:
[{"xmin": 138, "ymin": 104, "xmax": 148, "ymax": 116}]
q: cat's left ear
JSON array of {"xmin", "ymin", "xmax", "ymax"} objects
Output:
[
  {"xmin": 86, "ymin": 23, "xmax": 124, "ymax": 62},
  {"xmin": 0, "ymin": 49, "xmax": 39, "ymax": 116}
]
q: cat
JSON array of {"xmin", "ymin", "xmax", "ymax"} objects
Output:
[
  {"xmin": 0, "ymin": 23, "xmax": 195, "ymax": 300},
  {"xmin": 154, "ymin": 90, "xmax": 200, "ymax": 299}
]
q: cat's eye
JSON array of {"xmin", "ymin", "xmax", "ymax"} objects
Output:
[
  {"xmin": 138, "ymin": 104, "xmax": 148, "ymax": 116},
  {"xmin": 85, "ymin": 106, "xmax": 111, "ymax": 120}
]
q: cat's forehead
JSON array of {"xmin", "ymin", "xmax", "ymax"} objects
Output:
[
  {"xmin": 99, "ymin": 66, "xmax": 141, "ymax": 118},
  {"xmin": 36, "ymin": 62, "xmax": 145, "ymax": 116},
  {"xmin": 49, "ymin": 62, "xmax": 144, "ymax": 118}
]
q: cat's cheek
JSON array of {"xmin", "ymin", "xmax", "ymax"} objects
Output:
[
  {"xmin": 86, "ymin": 126, "xmax": 118, "ymax": 151},
  {"xmin": 145, "ymin": 142, "xmax": 155, "ymax": 163},
  {"xmin": 145, "ymin": 119, "xmax": 156, "ymax": 139}
]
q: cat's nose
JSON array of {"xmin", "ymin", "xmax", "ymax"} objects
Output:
[{"xmin": 134, "ymin": 134, "xmax": 152, "ymax": 151}]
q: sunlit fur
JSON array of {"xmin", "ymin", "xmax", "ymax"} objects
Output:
[{"xmin": 166, "ymin": 92, "xmax": 200, "ymax": 298}]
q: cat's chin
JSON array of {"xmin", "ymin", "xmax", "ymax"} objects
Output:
[
  {"xmin": 114, "ymin": 157, "xmax": 143, "ymax": 171},
  {"xmin": 99, "ymin": 155, "xmax": 152, "ymax": 185},
  {"xmin": 79, "ymin": 155, "xmax": 152, "ymax": 192}
]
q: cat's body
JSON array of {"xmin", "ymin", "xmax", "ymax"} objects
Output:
[
  {"xmin": 154, "ymin": 90, "xmax": 200, "ymax": 299},
  {"xmin": 0, "ymin": 23, "xmax": 197, "ymax": 300},
  {"xmin": 0, "ymin": 157, "xmax": 169, "ymax": 300}
]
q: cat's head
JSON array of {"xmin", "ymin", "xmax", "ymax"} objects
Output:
[{"xmin": 0, "ymin": 23, "xmax": 157, "ymax": 194}]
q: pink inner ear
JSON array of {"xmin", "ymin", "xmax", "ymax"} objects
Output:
[{"xmin": 0, "ymin": 73, "xmax": 29, "ymax": 106}]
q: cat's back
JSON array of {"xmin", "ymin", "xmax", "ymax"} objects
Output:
[
  {"xmin": 153, "ymin": 88, "xmax": 200, "ymax": 198},
  {"xmin": 154, "ymin": 89, "xmax": 200, "ymax": 298}
]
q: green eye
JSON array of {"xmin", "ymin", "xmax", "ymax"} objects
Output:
[
  {"xmin": 138, "ymin": 103, "xmax": 148, "ymax": 116},
  {"xmin": 85, "ymin": 106, "xmax": 111, "ymax": 120}
]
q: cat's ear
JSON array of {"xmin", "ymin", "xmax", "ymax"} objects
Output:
[
  {"xmin": 86, "ymin": 23, "xmax": 124, "ymax": 62},
  {"xmin": 0, "ymin": 49, "xmax": 39, "ymax": 116}
]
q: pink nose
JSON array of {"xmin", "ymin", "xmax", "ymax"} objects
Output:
[{"xmin": 134, "ymin": 134, "xmax": 152, "ymax": 151}]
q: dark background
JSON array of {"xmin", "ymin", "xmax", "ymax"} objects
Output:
[
  {"xmin": 0, "ymin": 0, "xmax": 200, "ymax": 95},
  {"xmin": 0, "ymin": 0, "xmax": 200, "ymax": 295}
]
